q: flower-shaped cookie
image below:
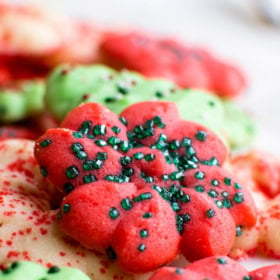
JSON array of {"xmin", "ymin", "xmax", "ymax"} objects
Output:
[{"xmin": 34, "ymin": 101, "xmax": 256, "ymax": 273}]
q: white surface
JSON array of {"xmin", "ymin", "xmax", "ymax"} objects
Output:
[{"xmin": 14, "ymin": 0, "xmax": 280, "ymax": 270}]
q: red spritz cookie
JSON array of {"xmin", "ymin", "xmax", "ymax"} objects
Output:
[
  {"xmin": 100, "ymin": 32, "xmax": 246, "ymax": 98},
  {"xmin": 34, "ymin": 101, "xmax": 256, "ymax": 273},
  {"xmin": 0, "ymin": 139, "xmax": 145, "ymax": 279}
]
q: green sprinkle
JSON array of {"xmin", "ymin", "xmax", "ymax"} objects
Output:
[
  {"xmin": 40, "ymin": 139, "xmax": 52, "ymax": 147},
  {"xmin": 181, "ymin": 194, "xmax": 191, "ymax": 203},
  {"xmin": 155, "ymin": 91, "xmax": 164, "ymax": 98},
  {"xmin": 182, "ymin": 213, "xmax": 191, "ymax": 222},
  {"xmin": 83, "ymin": 160, "xmax": 93, "ymax": 171},
  {"xmin": 170, "ymin": 185, "xmax": 180, "ymax": 195},
  {"xmin": 195, "ymin": 171, "xmax": 205, "ymax": 180},
  {"xmin": 93, "ymin": 124, "xmax": 107, "ymax": 136},
  {"xmin": 243, "ymin": 276, "xmax": 252, "ymax": 280},
  {"xmin": 181, "ymin": 137, "xmax": 192, "ymax": 147},
  {"xmin": 106, "ymin": 246, "xmax": 117, "ymax": 260},
  {"xmin": 112, "ymin": 126, "xmax": 121, "ymax": 134},
  {"xmin": 152, "ymin": 185, "xmax": 162, "ymax": 193},
  {"xmin": 121, "ymin": 198, "xmax": 133, "ymax": 210},
  {"xmin": 223, "ymin": 199, "xmax": 233, "ymax": 208},
  {"xmin": 78, "ymin": 121, "xmax": 92, "ymax": 135},
  {"xmin": 77, "ymin": 151, "xmax": 88, "ymax": 160},
  {"xmin": 62, "ymin": 203, "xmax": 71, "ymax": 213},
  {"xmin": 133, "ymin": 192, "xmax": 153, "ymax": 202},
  {"xmin": 211, "ymin": 179, "xmax": 219, "ymax": 186},
  {"xmin": 206, "ymin": 209, "xmax": 215, "ymax": 218},
  {"xmin": 120, "ymin": 155, "xmax": 132, "ymax": 166},
  {"xmin": 65, "ymin": 165, "xmax": 80, "ymax": 179},
  {"xmin": 171, "ymin": 202, "xmax": 181, "ymax": 212},
  {"xmin": 159, "ymin": 133, "xmax": 167, "ymax": 142},
  {"xmin": 73, "ymin": 131, "xmax": 83, "ymax": 138},
  {"xmin": 95, "ymin": 139, "xmax": 107, "ymax": 147},
  {"xmin": 224, "ymin": 177, "xmax": 232, "ymax": 186},
  {"xmin": 234, "ymin": 182, "xmax": 242, "ymax": 190},
  {"xmin": 71, "ymin": 143, "xmax": 88, "ymax": 160},
  {"xmin": 215, "ymin": 200, "xmax": 223, "ymax": 208},
  {"xmin": 155, "ymin": 133, "xmax": 168, "ymax": 151},
  {"xmin": 201, "ymin": 157, "xmax": 219, "ymax": 166},
  {"xmin": 108, "ymin": 136, "xmax": 121, "ymax": 146},
  {"xmin": 105, "ymin": 175, "xmax": 115, "ymax": 181},
  {"xmin": 93, "ymin": 159, "xmax": 104, "ymax": 169},
  {"xmin": 63, "ymin": 183, "xmax": 75, "ymax": 193},
  {"xmin": 208, "ymin": 189, "xmax": 218, "ymax": 198},
  {"xmin": 140, "ymin": 229, "xmax": 149, "ymax": 238},
  {"xmin": 169, "ymin": 171, "xmax": 184, "ymax": 181},
  {"xmin": 127, "ymin": 131, "xmax": 136, "ymax": 141},
  {"xmin": 176, "ymin": 214, "xmax": 191, "ymax": 234},
  {"xmin": 143, "ymin": 212, "xmax": 153, "ymax": 218},
  {"xmin": 162, "ymin": 174, "xmax": 169, "ymax": 181},
  {"xmin": 138, "ymin": 244, "xmax": 146, "ymax": 252},
  {"xmin": 175, "ymin": 268, "xmax": 183, "ymax": 274},
  {"xmin": 71, "ymin": 142, "xmax": 83, "ymax": 152},
  {"xmin": 122, "ymin": 167, "xmax": 134, "ymax": 177},
  {"xmin": 234, "ymin": 192, "xmax": 244, "ymax": 203},
  {"xmin": 222, "ymin": 191, "xmax": 229, "ymax": 198},
  {"xmin": 117, "ymin": 84, "xmax": 129, "ymax": 95},
  {"xmin": 195, "ymin": 130, "xmax": 207, "ymax": 142},
  {"xmin": 83, "ymin": 174, "xmax": 96, "ymax": 184},
  {"xmin": 153, "ymin": 116, "xmax": 165, "ymax": 128},
  {"xmin": 48, "ymin": 266, "xmax": 60, "ymax": 274},
  {"xmin": 169, "ymin": 140, "xmax": 180, "ymax": 150},
  {"xmin": 145, "ymin": 176, "xmax": 154, "ymax": 183},
  {"xmin": 120, "ymin": 141, "xmax": 131, "ymax": 152},
  {"xmin": 195, "ymin": 185, "xmax": 205, "ymax": 192},
  {"xmin": 104, "ymin": 97, "xmax": 117, "ymax": 103},
  {"xmin": 186, "ymin": 146, "xmax": 196, "ymax": 157},
  {"xmin": 119, "ymin": 116, "xmax": 128, "ymax": 126},
  {"xmin": 105, "ymin": 174, "xmax": 129, "ymax": 183},
  {"xmin": 134, "ymin": 125, "xmax": 144, "ymax": 133},
  {"xmin": 236, "ymin": 225, "xmax": 243, "ymax": 237},
  {"xmin": 97, "ymin": 152, "xmax": 107, "ymax": 161},
  {"xmin": 40, "ymin": 166, "xmax": 48, "ymax": 177},
  {"xmin": 10, "ymin": 262, "xmax": 19, "ymax": 269},
  {"xmin": 109, "ymin": 207, "xmax": 120, "ymax": 219},
  {"xmin": 217, "ymin": 258, "xmax": 227, "ymax": 264},
  {"xmin": 133, "ymin": 152, "xmax": 144, "ymax": 160},
  {"xmin": 144, "ymin": 153, "xmax": 156, "ymax": 161}
]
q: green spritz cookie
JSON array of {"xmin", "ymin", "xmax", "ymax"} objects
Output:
[
  {"xmin": 0, "ymin": 261, "xmax": 90, "ymax": 280},
  {"xmin": 45, "ymin": 64, "xmax": 256, "ymax": 149},
  {"xmin": 0, "ymin": 80, "xmax": 45, "ymax": 123},
  {"xmin": 222, "ymin": 100, "xmax": 257, "ymax": 149}
]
